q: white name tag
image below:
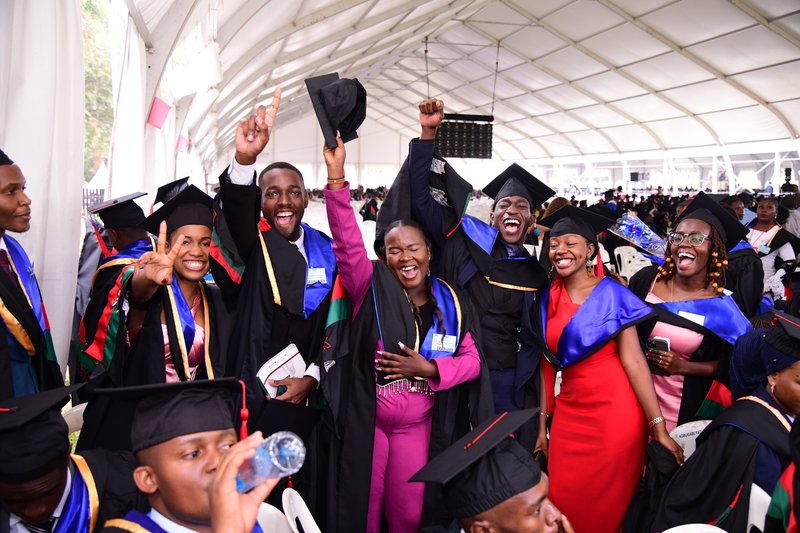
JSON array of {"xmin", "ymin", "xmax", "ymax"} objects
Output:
[
  {"xmin": 758, "ymin": 244, "xmax": 771, "ymax": 255},
  {"xmin": 307, "ymin": 267, "xmax": 327, "ymax": 285},
  {"xmin": 430, "ymin": 159, "xmax": 445, "ymax": 174},
  {"xmin": 678, "ymin": 310, "xmax": 705, "ymax": 326},
  {"xmin": 432, "ymin": 334, "xmax": 457, "ymax": 353}
]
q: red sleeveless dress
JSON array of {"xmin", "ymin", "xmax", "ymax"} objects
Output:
[{"xmin": 544, "ymin": 281, "xmax": 647, "ymax": 533}]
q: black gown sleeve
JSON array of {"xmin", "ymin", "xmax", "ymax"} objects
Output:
[
  {"xmin": 408, "ymin": 139, "xmax": 446, "ymax": 250},
  {"xmin": 217, "ymin": 167, "xmax": 261, "ymax": 262}
]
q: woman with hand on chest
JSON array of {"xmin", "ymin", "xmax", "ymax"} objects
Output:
[{"xmin": 629, "ymin": 192, "xmax": 752, "ymax": 431}]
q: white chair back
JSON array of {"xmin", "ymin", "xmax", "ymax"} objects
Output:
[
  {"xmin": 257, "ymin": 503, "xmax": 293, "ymax": 533},
  {"xmin": 282, "ymin": 488, "xmax": 322, "ymax": 533},
  {"xmin": 63, "ymin": 402, "xmax": 86, "ymax": 434}
]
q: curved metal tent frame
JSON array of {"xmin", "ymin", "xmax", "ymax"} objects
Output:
[{"xmin": 123, "ymin": 0, "xmax": 800, "ymax": 185}]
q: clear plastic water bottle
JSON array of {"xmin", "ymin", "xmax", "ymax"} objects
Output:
[{"xmin": 236, "ymin": 431, "xmax": 306, "ymax": 494}]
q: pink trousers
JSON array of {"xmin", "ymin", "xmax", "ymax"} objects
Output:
[{"xmin": 366, "ymin": 390, "xmax": 434, "ymax": 533}]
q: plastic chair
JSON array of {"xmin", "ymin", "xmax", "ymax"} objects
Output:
[
  {"xmin": 257, "ymin": 503, "xmax": 293, "ymax": 533},
  {"xmin": 282, "ymin": 488, "xmax": 321, "ymax": 533}
]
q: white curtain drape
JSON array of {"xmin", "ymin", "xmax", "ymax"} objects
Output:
[
  {"xmin": 0, "ymin": 0, "xmax": 85, "ymax": 372},
  {"xmin": 108, "ymin": 15, "xmax": 147, "ymax": 199}
]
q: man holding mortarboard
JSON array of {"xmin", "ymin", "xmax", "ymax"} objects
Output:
[
  {"xmin": 394, "ymin": 99, "xmax": 552, "ymax": 448},
  {"xmin": 212, "ymin": 76, "xmax": 364, "ymax": 525},
  {"xmin": 0, "ymin": 149, "xmax": 62, "ymax": 399},
  {"xmin": 78, "ymin": 192, "xmax": 153, "ymax": 382},
  {"xmin": 411, "ymin": 409, "xmax": 574, "ymax": 533},
  {"xmin": 0, "ymin": 384, "xmax": 146, "ymax": 532},
  {"xmin": 97, "ymin": 379, "xmax": 277, "ymax": 533}
]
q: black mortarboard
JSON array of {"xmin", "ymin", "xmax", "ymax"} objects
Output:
[
  {"xmin": 141, "ymin": 184, "xmax": 213, "ymax": 235},
  {"xmin": 674, "ymin": 191, "xmax": 748, "ymax": 250},
  {"xmin": 0, "ymin": 148, "xmax": 13, "ymax": 166},
  {"xmin": 89, "ymin": 192, "xmax": 147, "ymax": 229},
  {"xmin": 482, "ymin": 164, "xmax": 554, "ymax": 208},
  {"xmin": 305, "ymin": 73, "xmax": 367, "ymax": 149},
  {"xmin": 0, "ymin": 384, "xmax": 83, "ymax": 482},
  {"xmin": 155, "ymin": 177, "xmax": 190, "ymax": 205},
  {"xmin": 94, "ymin": 378, "xmax": 242, "ymax": 453},
  {"xmin": 410, "ymin": 409, "xmax": 541, "ymax": 519},
  {"xmin": 538, "ymin": 205, "xmax": 613, "ymax": 258}
]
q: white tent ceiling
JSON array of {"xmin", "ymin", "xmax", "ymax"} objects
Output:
[{"xmin": 126, "ymin": 0, "xmax": 800, "ymax": 174}]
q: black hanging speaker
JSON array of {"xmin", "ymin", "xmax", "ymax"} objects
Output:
[
  {"xmin": 435, "ymin": 113, "xmax": 493, "ymax": 159},
  {"xmin": 630, "ymin": 172, "xmax": 640, "ymax": 182}
]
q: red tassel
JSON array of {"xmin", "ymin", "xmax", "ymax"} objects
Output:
[
  {"xmin": 91, "ymin": 218, "xmax": 114, "ymax": 258},
  {"xmin": 238, "ymin": 379, "xmax": 249, "ymax": 441},
  {"xmin": 595, "ymin": 260, "xmax": 605, "ymax": 279},
  {"xmin": 287, "ymin": 475, "xmax": 293, "ymax": 489}
]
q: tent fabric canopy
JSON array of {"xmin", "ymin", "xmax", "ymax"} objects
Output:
[{"xmin": 128, "ymin": 0, "xmax": 800, "ymax": 170}]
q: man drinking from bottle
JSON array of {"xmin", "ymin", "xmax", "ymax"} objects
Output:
[{"xmin": 98, "ymin": 379, "xmax": 278, "ymax": 533}]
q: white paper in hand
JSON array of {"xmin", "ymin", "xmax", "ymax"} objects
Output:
[{"xmin": 256, "ymin": 343, "xmax": 306, "ymax": 397}]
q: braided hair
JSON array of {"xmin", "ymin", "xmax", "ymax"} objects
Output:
[
  {"xmin": 657, "ymin": 224, "xmax": 728, "ymax": 295},
  {"xmin": 383, "ymin": 219, "xmax": 446, "ymax": 335}
]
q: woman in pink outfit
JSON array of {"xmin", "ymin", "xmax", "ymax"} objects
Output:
[{"xmin": 322, "ymin": 136, "xmax": 489, "ymax": 533}]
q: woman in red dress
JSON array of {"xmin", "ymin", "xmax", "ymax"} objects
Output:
[{"xmin": 535, "ymin": 205, "xmax": 683, "ymax": 533}]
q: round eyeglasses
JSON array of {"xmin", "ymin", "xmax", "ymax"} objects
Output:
[{"xmin": 668, "ymin": 232, "xmax": 710, "ymax": 246}]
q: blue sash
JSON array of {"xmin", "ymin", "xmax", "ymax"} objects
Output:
[
  {"xmin": 111, "ymin": 510, "xmax": 264, "ymax": 533},
  {"xmin": 419, "ymin": 278, "xmax": 461, "ymax": 360},
  {"xmin": 460, "ymin": 215, "xmax": 496, "ymax": 255},
  {"xmin": 4, "ymin": 235, "xmax": 47, "ymax": 336},
  {"xmin": 729, "ymin": 240, "xmax": 752, "ymax": 254},
  {"xmin": 54, "ymin": 459, "xmax": 95, "ymax": 533},
  {"xmin": 655, "ymin": 295, "xmax": 751, "ymax": 346},
  {"xmin": 460, "ymin": 215, "xmax": 526, "ymax": 263},
  {"xmin": 166, "ymin": 276, "xmax": 196, "ymax": 359},
  {"xmin": 541, "ymin": 278, "xmax": 654, "ymax": 369},
  {"xmin": 98, "ymin": 239, "xmax": 152, "ymax": 266},
  {"xmin": 300, "ymin": 223, "xmax": 336, "ymax": 319}
]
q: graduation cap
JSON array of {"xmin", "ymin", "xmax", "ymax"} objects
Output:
[
  {"xmin": 0, "ymin": 148, "xmax": 13, "ymax": 166},
  {"xmin": 482, "ymin": 163, "xmax": 554, "ymax": 209},
  {"xmin": 0, "ymin": 384, "xmax": 84, "ymax": 482},
  {"xmin": 305, "ymin": 73, "xmax": 367, "ymax": 150},
  {"xmin": 89, "ymin": 192, "xmax": 147, "ymax": 229},
  {"xmin": 538, "ymin": 205, "xmax": 614, "ymax": 258},
  {"xmin": 94, "ymin": 378, "xmax": 244, "ymax": 453},
  {"xmin": 155, "ymin": 177, "xmax": 190, "ymax": 205},
  {"xmin": 141, "ymin": 184, "xmax": 213, "ymax": 235},
  {"xmin": 674, "ymin": 191, "xmax": 748, "ymax": 251},
  {"xmin": 410, "ymin": 409, "xmax": 541, "ymax": 520}
]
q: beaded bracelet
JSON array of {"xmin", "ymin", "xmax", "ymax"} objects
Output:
[{"xmin": 648, "ymin": 416, "xmax": 665, "ymax": 428}]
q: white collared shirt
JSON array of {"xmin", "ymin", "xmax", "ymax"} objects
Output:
[
  {"xmin": 9, "ymin": 467, "xmax": 71, "ymax": 533},
  {"xmin": 149, "ymin": 509, "xmax": 201, "ymax": 533}
]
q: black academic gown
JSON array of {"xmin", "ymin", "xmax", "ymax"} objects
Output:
[
  {"xmin": 76, "ymin": 281, "xmax": 232, "ymax": 452},
  {"xmin": 652, "ymin": 390, "xmax": 792, "ymax": 532},
  {"xmin": 76, "ymin": 239, "xmax": 153, "ymax": 387},
  {"xmin": 213, "ymin": 170, "xmax": 332, "ymax": 433},
  {"xmin": 726, "ymin": 244, "xmax": 765, "ymax": 318},
  {"xmin": 213, "ymin": 170, "xmax": 334, "ymax": 524},
  {"xmin": 397, "ymin": 139, "xmax": 548, "ymax": 447},
  {"xmin": 0, "ymin": 255, "xmax": 62, "ymax": 401},
  {"xmin": 0, "ymin": 450, "xmax": 147, "ymax": 533},
  {"xmin": 321, "ymin": 262, "xmax": 493, "ymax": 533},
  {"xmin": 629, "ymin": 266, "xmax": 744, "ymax": 425}
]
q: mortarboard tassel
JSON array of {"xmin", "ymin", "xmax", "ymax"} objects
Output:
[{"xmin": 238, "ymin": 379, "xmax": 249, "ymax": 441}]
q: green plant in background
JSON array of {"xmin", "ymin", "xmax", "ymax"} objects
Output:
[{"xmin": 81, "ymin": 0, "xmax": 113, "ymax": 182}]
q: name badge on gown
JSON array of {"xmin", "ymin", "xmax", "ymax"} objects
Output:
[
  {"xmin": 307, "ymin": 267, "xmax": 327, "ymax": 285},
  {"xmin": 432, "ymin": 334, "xmax": 457, "ymax": 353},
  {"xmin": 758, "ymin": 244, "xmax": 771, "ymax": 255}
]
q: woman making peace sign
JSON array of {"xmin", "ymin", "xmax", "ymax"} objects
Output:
[{"xmin": 77, "ymin": 185, "xmax": 233, "ymax": 450}]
